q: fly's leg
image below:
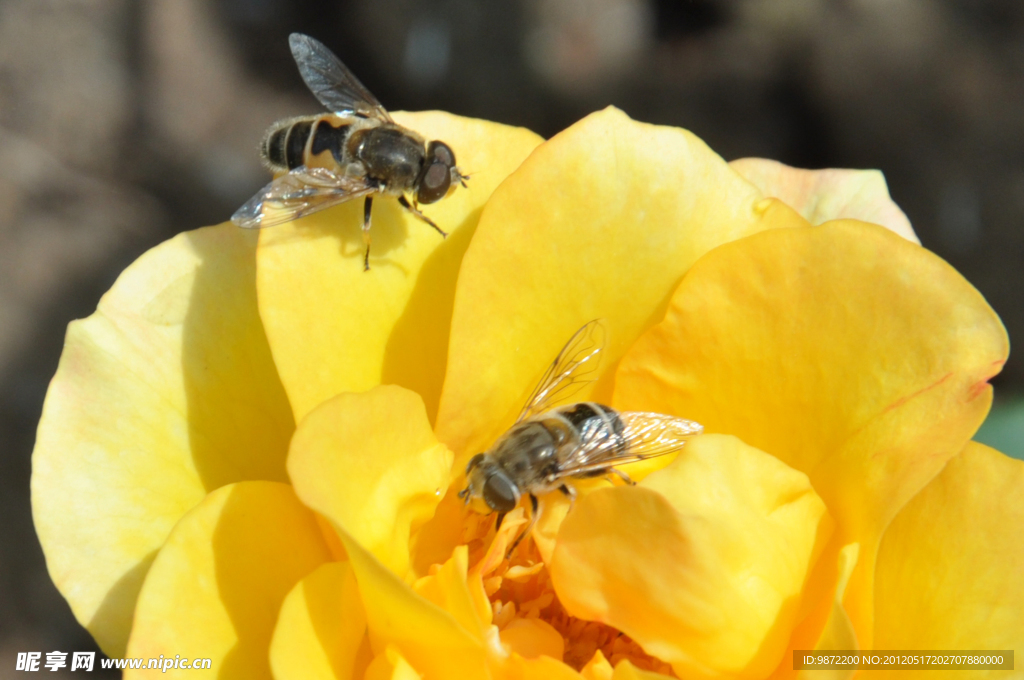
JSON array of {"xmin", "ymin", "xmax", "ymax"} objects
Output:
[
  {"xmin": 362, "ymin": 196, "xmax": 373, "ymax": 271},
  {"xmin": 398, "ymin": 195, "xmax": 448, "ymax": 238},
  {"xmin": 558, "ymin": 483, "xmax": 577, "ymax": 511},
  {"xmin": 607, "ymin": 468, "xmax": 635, "ymax": 486},
  {"xmin": 495, "ymin": 512, "xmax": 506, "ymax": 531},
  {"xmin": 506, "ymin": 494, "xmax": 539, "ymax": 558}
]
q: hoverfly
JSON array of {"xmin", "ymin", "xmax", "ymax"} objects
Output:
[
  {"xmin": 232, "ymin": 33, "xmax": 468, "ymax": 270},
  {"xmin": 458, "ymin": 320, "xmax": 703, "ymax": 553}
]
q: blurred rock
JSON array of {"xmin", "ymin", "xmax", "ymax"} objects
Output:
[
  {"xmin": 143, "ymin": 0, "xmax": 299, "ymax": 204},
  {"xmin": 0, "ymin": 129, "xmax": 163, "ymax": 385},
  {"xmin": 523, "ymin": 0, "xmax": 654, "ymax": 92},
  {"xmin": 0, "ymin": 0, "xmax": 134, "ymax": 173}
]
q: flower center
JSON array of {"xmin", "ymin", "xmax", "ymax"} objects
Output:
[{"xmin": 462, "ymin": 507, "xmax": 673, "ymax": 674}]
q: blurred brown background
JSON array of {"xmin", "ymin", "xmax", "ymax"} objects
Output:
[{"xmin": 1, "ymin": 0, "xmax": 1022, "ymax": 675}]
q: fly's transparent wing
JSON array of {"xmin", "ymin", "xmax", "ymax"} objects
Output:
[
  {"xmin": 232, "ymin": 166, "xmax": 375, "ymax": 229},
  {"xmin": 516, "ymin": 320, "xmax": 606, "ymax": 424},
  {"xmin": 555, "ymin": 410, "xmax": 703, "ymax": 479},
  {"xmin": 289, "ymin": 33, "xmax": 393, "ymax": 122},
  {"xmin": 616, "ymin": 411, "xmax": 703, "ymax": 459}
]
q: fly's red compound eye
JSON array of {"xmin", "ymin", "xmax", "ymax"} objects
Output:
[{"xmin": 417, "ymin": 141, "xmax": 456, "ymax": 204}]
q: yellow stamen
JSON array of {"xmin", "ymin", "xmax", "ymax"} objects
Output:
[{"xmin": 458, "ymin": 504, "xmax": 674, "ymax": 673}]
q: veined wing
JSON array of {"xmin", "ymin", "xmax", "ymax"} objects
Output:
[
  {"xmin": 517, "ymin": 320, "xmax": 606, "ymax": 424},
  {"xmin": 289, "ymin": 33, "xmax": 393, "ymax": 122},
  {"xmin": 555, "ymin": 410, "xmax": 703, "ymax": 478},
  {"xmin": 231, "ymin": 166, "xmax": 374, "ymax": 229}
]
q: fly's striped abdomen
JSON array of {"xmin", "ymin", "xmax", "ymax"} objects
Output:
[
  {"xmin": 543, "ymin": 402, "xmax": 628, "ymax": 460},
  {"xmin": 262, "ymin": 117, "xmax": 314, "ymax": 171},
  {"xmin": 261, "ymin": 115, "xmax": 354, "ymax": 172},
  {"xmin": 309, "ymin": 118, "xmax": 350, "ymax": 165}
]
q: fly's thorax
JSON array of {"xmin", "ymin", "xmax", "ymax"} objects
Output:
[
  {"xmin": 488, "ymin": 421, "xmax": 563, "ymax": 491},
  {"xmin": 464, "ymin": 404, "xmax": 630, "ymax": 512},
  {"xmin": 352, "ymin": 124, "xmax": 426, "ymax": 193}
]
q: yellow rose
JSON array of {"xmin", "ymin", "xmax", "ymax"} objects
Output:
[{"xmin": 33, "ymin": 108, "xmax": 1021, "ymax": 680}]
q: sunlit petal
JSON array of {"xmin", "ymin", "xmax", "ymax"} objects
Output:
[
  {"xmin": 257, "ymin": 112, "xmax": 543, "ymax": 423},
  {"xmin": 413, "ymin": 546, "xmax": 491, "ymax": 637},
  {"xmin": 288, "ymin": 385, "xmax": 453, "ymax": 579},
  {"xmin": 500, "ymin": 618, "xmax": 565, "ymax": 661},
  {"xmin": 580, "ymin": 651, "xmax": 613, "ymax": 680},
  {"xmin": 364, "ymin": 646, "xmax": 423, "ymax": 680},
  {"xmin": 269, "ymin": 561, "xmax": 370, "ymax": 680},
  {"xmin": 32, "ymin": 225, "xmax": 293, "ymax": 655},
  {"xmin": 768, "ymin": 542, "xmax": 859, "ymax": 680},
  {"xmin": 616, "ymin": 220, "xmax": 1008, "ymax": 644},
  {"xmin": 437, "ymin": 106, "xmax": 807, "ymax": 459},
  {"xmin": 611, "ymin": 660, "xmax": 676, "ymax": 680},
  {"xmin": 730, "ymin": 157, "xmax": 917, "ymax": 242},
  {"xmin": 125, "ymin": 482, "xmax": 331, "ymax": 679},
  {"xmin": 873, "ymin": 442, "xmax": 1024, "ymax": 679},
  {"xmin": 505, "ymin": 654, "xmax": 584, "ymax": 680},
  {"xmin": 551, "ymin": 435, "xmax": 830, "ymax": 680},
  {"xmin": 334, "ymin": 522, "xmax": 490, "ymax": 678}
]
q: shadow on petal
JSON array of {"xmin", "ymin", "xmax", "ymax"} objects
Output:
[
  {"xmin": 33, "ymin": 224, "xmax": 296, "ymax": 657},
  {"xmin": 256, "ymin": 113, "xmax": 543, "ymax": 424},
  {"xmin": 270, "ymin": 561, "xmax": 371, "ymax": 680},
  {"xmin": 86, "ymin": 551, "xmax": 157, "ymax": 656},
  {"xmin": 382, "ymin": 202, "xmax": 484, "ymax": 424},
  {"xmin": 125, "ymin": 482, "xmax": 331, "ymax": 679},
  {"xmin": 874, "ymin": 442, "xmax": 1024, "ymax": 664},
  {"xmin": 616, "ymin": 220, "xmax": 1008, "ymax": 646},
  {"xmin": 180, "ymin": 227, "xmax": 293, "ymax": 490},
  {"xmin": 551, "ymin": 435, "xmax": 831, "ymax": 680},
  {"xmin": 437, "ymin": 106, "xmax": 808, "ymax": 460}
]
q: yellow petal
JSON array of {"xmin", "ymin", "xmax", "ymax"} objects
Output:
[
  {"xmin": 771, "ymin": 542, "xmax": 859, "ymax": 680},
  {"xmin": 580, "ymin": 651, "xmax": 614, "ymax": 680},
  {"xmin": 616, "ymin": 220, "xmax": 1008, "ymax": 645},
  {"xmin": 611, "ymin": 660, "xmax": 674, "ymax": 680},
  {"xmin": 873, "ymin": 442, "xmax": 1024, "ymax": 678},
  {"xmin": 505, "ymin": 654, "xmax": 584, "ymax": 680},
  {"xmin": 288, "ymin": 385, "xmax": 452, "ymax": 578},
  {"xmin": 333, "ymin": 523, "xmax": 490, "ymax": 679},
  {"xmin": 256, "ymin": 112, "xmax": 543, "ymax": 423},
  {"xmin": 551, "ymin": 435, "xmax": 830, "ymax": 680},
  {"xmin": 125, "ymin": 482, "xmax": 331, "ymax": 679},
  {"xmin": 500, "ymin": 618, "xmax": 565, "ymax": 661},
  {"xmin": 408, "ymin": 488, "xmax": 468, "ymax": 575},
  {"xmin": 730, "ymin": 157, "xmax": 918, "ymax": 243},
  {"xmin": 32, "ymin": 225, "xmax": 293, "ymax": 655},
  {"xmin": 813, "ymin": 544, "xmax": 860, "ymax": 653},
  {"xmin": 436, "ymin": 106, "xmax": 808, "ymax": 459},
  {"xmin": 531, "ymin": 490, "xmax": 573, "ymax": 564},
  {"xmin": 269, "ymin": 562, "xmax": 369, "ymax": 680},
  {"xmin": 413, "ymin": 546, "xmax": 491, "ymax": 637},
  {"xmin": 365, "ymin": 647, "xmax": 423, "ymax": 680}
]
